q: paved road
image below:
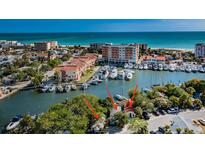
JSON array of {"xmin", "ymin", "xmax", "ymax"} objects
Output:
[{"xmin": 148, "ymin": 109, "xmax": 205, "ymax": 133}]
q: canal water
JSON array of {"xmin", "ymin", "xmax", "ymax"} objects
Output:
[{"xmin": 0, "ymin": 70, "xmax": 205, "ymax": 129}]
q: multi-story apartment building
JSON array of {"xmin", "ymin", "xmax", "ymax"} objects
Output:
[
  {"xmin": 102, "ymin": 44, "xmax": 140, "ymax": 64},
  {"xmin": 195, "ymin": 43, "xmax": 205, "ymax": 58},
  {"xmin": 90, "ymin": 43, "xmax": 112, "ymax": 51},
  {"xmin": 49, "ymin": 41, "xmax": 58, "ymax": 48},
  {"xmin": 34, "ymin": 42, "xmax": 51, "ymax": 51},
  {"xmin": 56, "ymin": 53, "xmax": 98, "ymax": 81}
]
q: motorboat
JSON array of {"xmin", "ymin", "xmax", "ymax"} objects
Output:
[
  {"xmin": 128, "ymin": 63, "xmax": 134, "ymax": 69},
  {"xmin": 6, "ymin": 114, "xmax": 22, "ymax": 131},
  {"xmin": 56, "ymin": 85, "xmax": 64, "ymax": 93},
  {"xmin": 117, "ymin": 70, "xmax": 125, "ymax": 80},
  {"xmin": 163, "ymin": 64, "xmax": 169, "ymax": 71},
  {"xmin": 192, "ymin": 65, "xmax": 198, "ymax": 73},
  {"xmin": 185, "ymin": 65, "xmax": 192, "ymax": 73},
  {"xmin": 109, "ymin": 69, "xmax": 118, "ymax": 79},
  {"xmin": 175, "ymin": 65, "xmax": 180, "ymax": 72},
  {"xmin": 179, "ymin": 65, "xmax": 185, "ymax": 72},
  {"xmin": 148, "ymin": 64, "xmax": 153, "ymax": 70},
  {"xmin": 124, "ymin": 63, "xmax": 129, "ymax": 69},
  {"xmin": 125, "ymin": 72, "xmax": 133, "ymax": 81},
  {"xmin": 158, "ymin": 64, "xmax": 163, "ymax": 71},
  {"xmin": 48, "ymin": 85, "xmax": 55, "ymax": 92},
  {"xmin": 100, "ymin": 70, "xmax": 109, "ymax": 80},
  {"xmin": 169, "ymin": 64, "xmax": 176, "ymax": 72},
  {"xmin": 124, "ymin": 69, "xmax": 135, "ymax": 74},
  {"xmin": 198, "ymin": 65, "xmax": 205, "ymax": 73},
  {"xmin": 71, "ymin": 84, "xmax": 77, "ymax": 90},
  {"xmin": 114, "ymin": 94, "xmax": 125, "ymax": 101},
  {"xmin": 41, "ymin": 85, "xmax": 48, "ymax": 93},
  {"xmin": 134, "ymin": 64, "xmax": 138, "ymax": 69},
  {"xmin": 153, "ymin": 65, "xmax": 158, "ymax": 71},
  {"xmin": 81, "ymin": 83, "xmax": 88, "ymax": 90},
  {"xmin": 143, "ymin": 64, "xmax": 148, "ymax": 70},
  {"xmin": 91, "ymin": 80, "xmax": 98, "ymax": 85},
  {"xmin": 64, "ymin": 84, "xmax": 71, "ymax": 92},
  {"xmin": 138, "ymin": 64, "xmax": 143, "ymax": 70}
]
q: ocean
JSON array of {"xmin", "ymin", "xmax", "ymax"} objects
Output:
[{"xmin": 0, "ymin": 32, "xmax": 205, "ymax": 49}]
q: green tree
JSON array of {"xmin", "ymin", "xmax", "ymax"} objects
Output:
[
  {"xmin": 169, "ymin": 95, "xmax": 180, "ymax": 107},
  {"xmin": 183, "ymin": 128, "xmax": 194, "ymax": 134},
  {"xmin": 176, "ymin": 128, "xmax": 182, "ymax": 134},
  {"xmin": 113, "ymin": 112, "xmax": 129, "ymax": 128},
  {"xmin": 17, "ymin": 71, "xmax": 26, "ymax": 82},
  {"xmin": 200, "ymin": 92, "xmax": 205, "ymax": 105},
  {"xmin": 48, "ymin": 58, "xmax": 62, "ymax": 68},
  {"xmin": 134, "ymin": 107, "xmax": 143, "ymax": 118},
  {"xmin": 164, "ymin": 125, "xmax": 172, "ymax": 134},
  {"xmin": 186, "ymin": 87, "xmax": 196, "ymax": 96},
  {"xmin": 193, "ymin": 99, "xmax": 203, "ymax": 109},
  {"xmin": 128, "ymin": 118, "xmax": 148, "ymax": 134},
  {"xmin": 32, "ymin": 73, "xmax": 44, "ymax": 86}
]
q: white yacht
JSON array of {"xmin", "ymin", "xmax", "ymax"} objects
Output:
[
  {"xmin": 153, "ymin": 65, "xmax": 158, "ymax": 71},
  {"xmin": 169, "ymin": 64, "xmax": 176, "ymax": 72},
  {"xmin": 6, "ymin": 115, "xmax": 22, "ymax": 131},
  {"xmin": 163, "ymin": 64, "xmax": 169, "ymax": 71},
  {"xmin": 125, "ymin": 72, "xmax": 133, "ymax": 81},
  {"xmin": 71, "ymin": 84, "xmax": 77, "ymax": 90},
  {"xmin": 143, "ymin": 64, "xmax": 148, "ymax": 70},
  {"xmin": 192, "ymin": 65, "xmax": 198, "ymax": 73},
  {"xmin": 64, "ymin": 84, "xmax": 71, "ymax": 92},
  {"xmin": 134, "ymin": 64, "xmax": 138, "ymax": 69},
  {"xmin": 101, "ymin": 70, "xmax": 109, "ymax": 80},
  {"xmin": 56, "ymin": 85, "xmax": 64, "ymax": 93},
  {"xmin": 109, "ymin": 69, "xmax": 118, "ymax": 79},
  {"xmin": 158, "ymin": 64, "xmax": 163, "ymax": 71},
  {"xmin": 48, "ymin": 85, "xmax": 55, "ymax": 92},
  {"xmin": 81, "ymin": 83, "xmax": 88, "ymax": 90},
  {"xmin": 41, "ymin": 85, "xmax": 48, "ymax": 93},
  {"xmin": 185, "ymin": 65, "xmax": 192, "ymax": 73},
  {"xmin": 198, "ymin": 65, "xmax": 205, "ymax": 73},
  {"xmin": 124, "ymin": 63, "xmax": 129, "ymax": 69},
  {"xmin": 117, "ymin": 70, "xmax": 125, "ymax": 80},
  {"xmin": 179, "ymin": 65, "xmax": 185, "ymax": 72},
  {"xmin": 138, "ymin": 64, "xmax": 143, "ymax": 70},
  {"xmin": 128, "ymin": 63, "xmax": 134, "ymax": 69}
]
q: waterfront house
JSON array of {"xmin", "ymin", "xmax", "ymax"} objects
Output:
[{"xmin": 140, "ymin": 55, "xmax": 166, "ymax": 64}]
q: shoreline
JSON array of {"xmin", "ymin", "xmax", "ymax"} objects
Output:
[{"xmin": 0, "ymin": 81, "xmax": 31, "ymax": 101}]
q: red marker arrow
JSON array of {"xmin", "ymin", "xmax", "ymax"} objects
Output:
[
  {"xmin": 131, "ymin": 81, "xmax": 138, "ymax": 102},
  {"xmin": 83, "ymin": 96, "xmax": 100, "ymax": 119},
  {"xmin": 105, "ymin": 84, "xmax": 118, "ymax": 110},
  {"xmin": 127, "ymin": 81, "xmax": 138, "ymax": 109}
]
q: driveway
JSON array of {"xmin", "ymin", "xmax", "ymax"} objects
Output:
[{"xmin": 148, "ymin": 109, "xmax": 205, "ymax": 133}]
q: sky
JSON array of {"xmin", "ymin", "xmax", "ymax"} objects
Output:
[{"xmin": 0, "ymin": 19, "xmax": 205, "ymax": 33}]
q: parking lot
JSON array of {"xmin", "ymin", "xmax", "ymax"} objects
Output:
[{"xmin": 148, "ymin": 109, "xmax": 205, "ymax": 133}]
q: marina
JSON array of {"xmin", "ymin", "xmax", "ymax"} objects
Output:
[{"xmin": 1, "ymin": 69, "xmax": 205, "ymax": 130}]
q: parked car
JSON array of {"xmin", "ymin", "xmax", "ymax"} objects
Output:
[
  {"xmin": 199, "ymin": 119, "xmax": 205, "ymax": 126},
  {"xmin": 142, "ymin": 111, "xmax": 150, "ymax": 120},
  {"xmin": 150, "ymin": 131, "xmax": 156, "ymax": 134},
  {"xmin": 158, "ymin": 127, "xmax": 165, "ymax": 134},
  {"xmin": 167, "ymin": 107, "xmax": 179, "ymax": 114},
  {"xmin": 191, "ymin": 105, "xmax": 201, "ymax": 111},
  {"xmin": 159, "ymin": 109, "xmax": 166, "ymax": 115},
  {"xmin": 152, "ymin": 110, "xmax": 160, "ymax": 116}
]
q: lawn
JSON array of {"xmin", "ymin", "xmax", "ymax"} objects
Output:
[{"xmin": 78, "ymin": 68, "xmax": 94, "ymax": 84}]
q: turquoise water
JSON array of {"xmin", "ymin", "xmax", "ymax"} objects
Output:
[
  {"xmin": 1, "ymin": 32, "xmax": 205, "ymax": 49},
  {"xmin": 0, "ymin": 70, "xmax": 205, "ymax": 130}
]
